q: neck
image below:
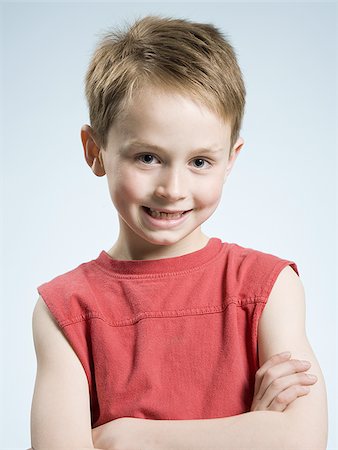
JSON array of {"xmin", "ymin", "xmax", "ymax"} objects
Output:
[{"xmin": 107, "ymin": 229, "xmax": 210, "ymax": 261}]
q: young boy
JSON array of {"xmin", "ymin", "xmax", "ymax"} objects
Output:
[{"xmin": 30, "ymin": 15, "xmax": 328, "ymax": 450}]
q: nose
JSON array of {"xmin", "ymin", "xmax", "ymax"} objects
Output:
[{"xmin": 154, "ymin": 166, "xmax": 187, "ymax": 201}]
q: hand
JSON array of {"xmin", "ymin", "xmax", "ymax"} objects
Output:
[
  {"xmin": 92, "ymin": 416, "xmax": 156, "ymax": 450},
  {"xmin": 250, "ymin": 351, "xmax": 318, "ymax": 412}
]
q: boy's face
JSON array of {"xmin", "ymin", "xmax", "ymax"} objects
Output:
[{"xmin": 81, "ymin": 85, "xmax": 244, "ymax": 259}]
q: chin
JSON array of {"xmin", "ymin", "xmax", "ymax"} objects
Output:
[{"xmin": 142, "ymin": 234, "xmax": 183, "ymax": 246}]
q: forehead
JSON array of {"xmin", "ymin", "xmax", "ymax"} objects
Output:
[{"xmin": 110, "ymin": 86, "xmax": 231, "ymax": 149}]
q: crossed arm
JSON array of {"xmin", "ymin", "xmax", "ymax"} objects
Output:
[
  {"xmin": 91, "ymin": 266, "xmax": 328, "ymax": 450},
  {"xmin": 30, "ymin": 266, "xmax": 328, "ymax": 450}
]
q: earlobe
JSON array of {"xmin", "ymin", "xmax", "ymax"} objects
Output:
[{"xmin": 80, "ymin": 125, "xmax": 106, "ymax": 177}]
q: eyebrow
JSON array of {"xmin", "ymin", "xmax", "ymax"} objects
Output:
[{"xmin": 121, "ymin": 140, "xmax": 224, "ymax": 154}]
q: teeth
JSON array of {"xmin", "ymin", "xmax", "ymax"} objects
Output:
[{"xmin": 148, "ymin": 208, "xmax": 184, "ymax": 219}]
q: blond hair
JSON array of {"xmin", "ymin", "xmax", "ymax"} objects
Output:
[{"xmin": 84, "ymin": 14, "xmax": 246, "ymax": 153}]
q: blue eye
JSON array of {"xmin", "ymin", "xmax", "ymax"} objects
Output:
[
  {"xmin": 192, "ymin": 158, "xmax": 211, "ymax": 169},
  {"xmin": 137, "ymin": 154, "xmax": 159, "ymax": 164}
]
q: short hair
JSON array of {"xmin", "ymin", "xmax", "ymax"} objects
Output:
[{"xmin": 84, "ymin": 14, "xmax": 246, "ymax": 153}]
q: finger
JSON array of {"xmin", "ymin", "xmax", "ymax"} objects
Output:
[
  {"xmin": 268, "ymin": 384, "xmax": 311, "ymax": 412},
  {"xmin": 254, "ymin": 352, "xmax": 292, "ymax": 396},
  {"xmin": 256, "ymin": 371, "xmax": 317, "ymax": 409},
  {"xmin": 255, "ymin": 358, "xmax": 311, "ymax": 400}
]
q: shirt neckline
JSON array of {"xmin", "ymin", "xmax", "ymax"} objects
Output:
[{"xmin": 94, "ymin": 237, "xmax": 224, "ymax": 276}]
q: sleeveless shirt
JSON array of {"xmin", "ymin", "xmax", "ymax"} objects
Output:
[{"xmin": 36, "ymin": 237, "xmax": 299, "ymax": 428}]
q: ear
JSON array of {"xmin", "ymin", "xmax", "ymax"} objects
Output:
[
  {"xmin": 80, "ymin": 124, "xmax": 106, "ymax": 177},
  {"xmin": 223, "ymin": 137, "xmax": 244, "ymax": 184}
]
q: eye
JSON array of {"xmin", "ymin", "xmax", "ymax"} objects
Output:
[
  {"xmin": 191, "ymin": 158, "xmax": 212, "ymax": 169},
  {"xmin": 136, "ymin": 154, "xmax": 160, "ymax": 165},
  {"xmin": 135, "ymin": 154, "xmax": 212, "ymax": 169}
]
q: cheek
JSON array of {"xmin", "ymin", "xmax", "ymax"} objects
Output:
[
  {"xmin": 196, "ymin": 176, "xmax": 224, "ymax": 205},
  {"xmin": 108, "ymin": 168, "xmax": 146, "ymax": 204}
]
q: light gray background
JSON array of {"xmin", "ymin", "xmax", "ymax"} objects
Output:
[{"xmin": 1, "ymin": 1, "xmax": 337, "ymax": 449}]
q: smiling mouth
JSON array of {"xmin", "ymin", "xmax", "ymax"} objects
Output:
[{"xmin": 142, "ymin": 206, "xmax": 192, "ymax": 219}]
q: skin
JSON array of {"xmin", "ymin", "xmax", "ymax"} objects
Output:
[{"xmin": 81, "ymin": 85, "xmax": 244, "ymax": 261}]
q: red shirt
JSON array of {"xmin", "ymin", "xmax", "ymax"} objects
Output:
[{"xmin": 37, "ymin": 237, "xmax": 298, "ymax": 428}]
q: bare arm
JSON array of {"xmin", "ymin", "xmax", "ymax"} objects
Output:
[{"xmin": 30, "ymin": 296, "xmax": 103, "ymax": 449}]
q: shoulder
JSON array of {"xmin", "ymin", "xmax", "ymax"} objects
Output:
[
  {"xmin": 223, "ymin": 241, "xmax": 299, "ymax": 300},
  {"xmin": 38, "ymin": 258, "xmax": 93, "ymax": 292},
  {"xmin": 36, "ymin": 257, "xmax": 99, "ymax": 328},
  {"xmin": 226, "ymin": 241, "xmax": 298, "ymax": 272}
]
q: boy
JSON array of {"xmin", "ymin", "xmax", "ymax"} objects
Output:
[{"xmin": 30, "ymin": 15, "xmax": 328, "ymax": 449}]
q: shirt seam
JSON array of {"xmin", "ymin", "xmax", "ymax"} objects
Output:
[{"xmin": 60, "ymin": 295, "xmax": 268, "ymax": 328}]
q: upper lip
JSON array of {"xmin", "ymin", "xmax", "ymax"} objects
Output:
[{"xmin": 144, "ymin": 206, "xmax": 192, "ymax": 213}]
